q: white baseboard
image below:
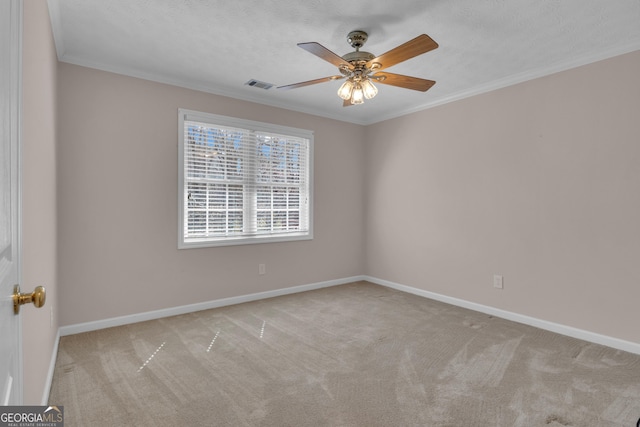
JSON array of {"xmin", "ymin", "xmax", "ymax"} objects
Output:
[
  {"xmin": 364, "ymin": 275, "xmax": 640, "ymax": 356},
  {"xmin": 58, "ymin": 274, "xmax": 640, "ymax": 356},
  {"xmin": 59, "ymin": 276, "xmax": 365, "ymax": 337},
  {"xmin": 41, "ymin": 328, "xmax": 60, "ymax": 405}
]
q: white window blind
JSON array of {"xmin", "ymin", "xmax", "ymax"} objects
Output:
[{"xmin": 178, "ymin": 109, "xmax": 313, "ymax": 248}]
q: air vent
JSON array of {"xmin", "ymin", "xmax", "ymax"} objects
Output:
[{"xmin": 245, "ymin": 79, "xmax": 274, "ymax": 90}]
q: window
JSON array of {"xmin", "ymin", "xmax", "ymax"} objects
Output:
[{"xmin": 178, "ymin": 109, "xmax": 313, "ymax": 248}]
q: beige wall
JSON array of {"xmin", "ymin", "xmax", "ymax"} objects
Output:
[
  {"xmin": 57, "ymin": 63, "xmax": 366, "ymax": 326},
  {"xmin": 22, "ymin": 0, "xmax": 59, "ymax": 404},
  {"xmin": 365, "ymin": 50, "xmax": 640, "ymax": 344}
]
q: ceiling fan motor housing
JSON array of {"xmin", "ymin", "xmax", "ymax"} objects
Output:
[{"xmin": 342, "ymin": 50, "xmax": 375, "ymax": 64}]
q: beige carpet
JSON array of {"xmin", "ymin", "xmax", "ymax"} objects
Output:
[{"xmin": 49, "ymin": 281, "xmax": 640, "ymax": 426}]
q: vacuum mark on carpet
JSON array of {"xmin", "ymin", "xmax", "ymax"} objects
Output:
[
  {"xmin": 207, "ymin": 331, "xmax": 221, "ymax": 353},
  {"xmin": 137, "ymin": 341, "xmax": 166, "ymax": 372},
  {"xmin": 260, "ymin": 321, "xmax": 267, "ymax": 339}
]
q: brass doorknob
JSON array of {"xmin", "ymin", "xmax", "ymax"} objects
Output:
[{"xmin": 13, "ymin": 285, "xmax": 46, "ymax": 314}]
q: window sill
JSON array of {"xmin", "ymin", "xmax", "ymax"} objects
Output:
[{"xmin": 178, "ymin": 232, "xmax": 313, "ymax": 249}]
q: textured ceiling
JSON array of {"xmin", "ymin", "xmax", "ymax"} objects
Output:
[{"xmin": 48, "ymin": 0, "xmax": 640, "ymax": 125}]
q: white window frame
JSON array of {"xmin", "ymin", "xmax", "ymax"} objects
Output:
[{"xmin": 178, "ymin": 109, "xmax": 313, "ymax": 248}]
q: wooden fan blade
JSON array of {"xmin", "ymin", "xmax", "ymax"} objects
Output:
[
  {"xmin": 366, "ymin": 34, "xmax": 438, "ymax": 71},
  {"xmin": 373, "ymin": 72, "xmax": 436, "ymax": 91},
  {"xmin": 277, "ymin": 75, "xmax": 344, "ymax": 90},
  {"xmin": 297, "ymin": 42, "xmax": 353, "ymax": 69},
  {"xmin": 343, "ymin": 98, "xmax": 354, "ymax": 107}
]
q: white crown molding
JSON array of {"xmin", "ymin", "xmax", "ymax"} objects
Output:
[
  {"xmin": 54, "ymin": 42, "xmax": 640, "ymax": 126},
  {"xmin": 56, "ymin": 53, "xmax": 372, "ymax": 126},
  {"xmin": 366, "ymin": 41, "xmax": 640, "ymax": 124}
]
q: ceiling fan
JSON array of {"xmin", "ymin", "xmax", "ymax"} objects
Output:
[{"xmin": 277, "ymin": 30, "xmax": 438, "ymax": 106}]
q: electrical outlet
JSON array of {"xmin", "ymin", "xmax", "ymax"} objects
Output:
[
  {"xmin": 259, "ymin": 264, "xmax": 266, "ymax": 275},
  {"xmin": 493, "ymin": 275, "xmax": 504, "ymax": 289}
]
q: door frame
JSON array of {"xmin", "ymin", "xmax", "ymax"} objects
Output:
[
  {"xmin": 1, "ymin": 0, "xmax": 24, "ymax": 405},
  {"xmin": 13, "ymin": 0, "xmax": 24, "ymax": 404}
]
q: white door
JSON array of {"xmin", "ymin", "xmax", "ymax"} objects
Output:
[{"xmin": 0, "ymin": 0, "xmax": 23, "ymax": 406}]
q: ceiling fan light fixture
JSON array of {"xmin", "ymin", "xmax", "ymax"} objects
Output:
[
  {"xmin": 337, "ymin": 79, "xmax": 354, "ymax": 100},
  {"xmin": 350, "ymin": 83, "xmax": 365, "ymax": 105},
  {"xmin": 361, "ymin": 78, "xmax": 378, "ymax": 99}
]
